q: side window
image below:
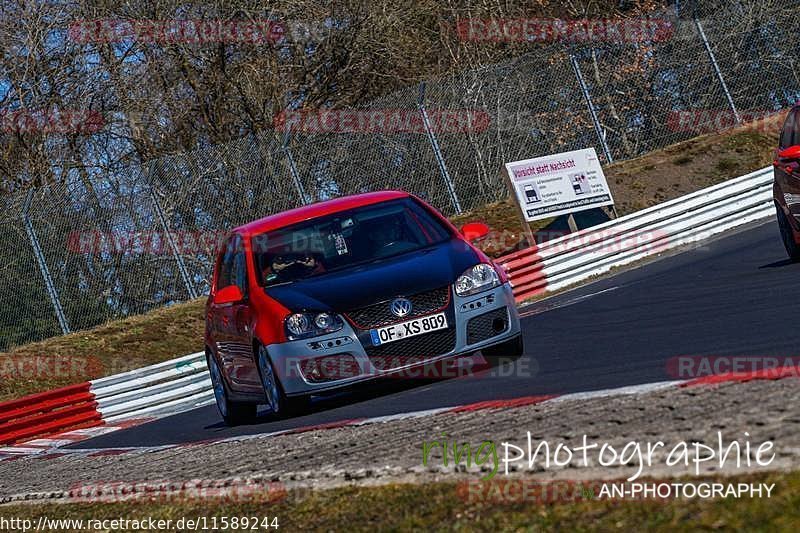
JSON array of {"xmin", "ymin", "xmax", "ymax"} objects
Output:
[
  {"xmin": 780, "ymin": 110, "xmax": 797, "ymax": 148},
  {"xmin": 216, "ymin": 236, "xmax": 238, "ymax": 289},
  {"xmin": 231, "ymin": 237, "xmax": 249, "ymax": 295},
  {"xmin": 792, "ymin": 110, "xmax": 800, "ymax": 147}
]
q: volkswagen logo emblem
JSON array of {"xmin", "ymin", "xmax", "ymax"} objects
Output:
[{"xmin": 389, "ymin": 297, "xmax": 413, "ymax": 318}]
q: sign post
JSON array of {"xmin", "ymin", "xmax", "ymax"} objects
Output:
[
  {"xmin": 500, "ymin": 167, "xmax": 537, "ymax": 248},
  {"xmin": 504, "ymin": 148, "xmax": 614, "ymax": 232}
]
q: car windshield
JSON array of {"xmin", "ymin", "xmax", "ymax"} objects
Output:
[{"xmin": 254, "ymin": 198, "xmax": 452, "ymax": 287}]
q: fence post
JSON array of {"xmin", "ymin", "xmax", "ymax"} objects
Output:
[
  {"xmin": 22, "ymin": 189, "xmax": 71, "ymax": 334},
  {"xmin": 418, "ymin": 81, "xmax": 462, "ymax": 214},
  {"xmin": 281, "ymin": 132, "xmax": 311, "ymax": 205},
  {"xmin": 570, "ymin": 54, "xmax": 614, "ymax": 164},
  {"xmin": 694, "ymin": 17, "xmax": 740, "ymax": 124},
  {"xmin": 148, "ymin": 183, "xmax": 198, "ymax": 300}
]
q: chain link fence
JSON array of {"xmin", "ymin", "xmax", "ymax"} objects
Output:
[{"xmin": 2, "ymin": 6, "xmax": 799, "ymax": 349}]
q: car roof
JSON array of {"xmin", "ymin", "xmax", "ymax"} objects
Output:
[{"xmin": 233, "ymin": 190, "xmax": 411, "ymax": 237}]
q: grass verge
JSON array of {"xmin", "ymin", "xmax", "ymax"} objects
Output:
[
  {"xmin": 0, "ymin": 471, "xmax": 796, "ymax": 531},
  {"xmin": 0, "ymin": 299, "xmax": 205, "ymax": 402}
]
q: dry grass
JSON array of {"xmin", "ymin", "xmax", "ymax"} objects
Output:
[
  {"xmin": 0, "ymin": 299, "xmax": 205, "ymax": 401},
  {"xmin": 1, "ymin": 471, "xmax": 796, "ymax": 531}
]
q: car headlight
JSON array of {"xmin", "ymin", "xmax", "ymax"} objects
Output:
[
  {"xmin": 454, "ymin": 263, "xmax": 500, "ymax": 297},
  {"xmin": 285, "ymin": 312, "xmax": 344, "ymax": 340}
]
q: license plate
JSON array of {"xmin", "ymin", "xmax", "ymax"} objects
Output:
[{"xmin": 370, "ymin": 313, "xmax": 448, "ymax": 346}]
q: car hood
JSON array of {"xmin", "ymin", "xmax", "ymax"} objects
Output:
[{"xmin": 264, "ymin": 239, "xmax": 479, "ymax": 312}]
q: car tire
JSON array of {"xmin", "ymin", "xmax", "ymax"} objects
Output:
[
  {"xmin": 256, "ymin": 344, "xmax": 309, "ymax": 418},
  {"xmin": 777, "ymin": 205, "xmax": 800, "ymax": 262},
  {"xmin": 481, "ymin": 334, "xmax": 524, "ymax": 361},
  {"xmin": 207, "ymin": 352, "xmax": 258, "ymax": 426}
]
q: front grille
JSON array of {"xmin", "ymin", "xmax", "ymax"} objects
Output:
[
  {"xmin": 467, "ymin": 307, "xmax": 509, "ymax": 345},
  {"xmin": 345, "ymin": 286, "xmax": 450, "ymax": 329},
  {"xmin": 366, "ymin": 328, "xmax": 457, "ymax": 371}
]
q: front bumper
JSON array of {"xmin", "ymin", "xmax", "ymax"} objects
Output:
[{"xmin": 267, "ymin": 282, "xmax": 521, "ymax": 396}]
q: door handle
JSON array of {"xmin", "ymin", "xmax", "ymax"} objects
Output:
[{"xmin": 235, "ymin": 308, "xmax": 250, "ymax": 334}]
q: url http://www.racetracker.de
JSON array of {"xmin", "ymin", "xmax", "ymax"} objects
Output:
[{"xmin": 0, "ymin": 515, "xmax": 281, "ymax": 531}]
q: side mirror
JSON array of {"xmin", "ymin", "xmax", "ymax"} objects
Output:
[
  {"xmin": 214, "ymin": 285, "xmax": 244, "ymax": 305},
  {"xmin": 460, "ymin": 221, "xmax": 490, "ymax": 242},
  {"xmin": 778, "ymin": 145, "xmax": 800, "ymax": 161}
]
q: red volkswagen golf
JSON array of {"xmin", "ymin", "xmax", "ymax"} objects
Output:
[{"xmin": 205, "ymin": 191, "xmax": 523, "ymax": 424}]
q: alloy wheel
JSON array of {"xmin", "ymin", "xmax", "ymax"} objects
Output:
[
  {"xmin": 258, "ymin": 346, "xmax": 280, "ymax": 413},
  {"xmin": 207, "ymin": 354, "xmax": 228, "ymax": 418}
]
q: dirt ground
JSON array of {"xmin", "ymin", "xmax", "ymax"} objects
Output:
[{"xmin": 1, "ymin": 376, "xmax": 798, "ymax": 503}]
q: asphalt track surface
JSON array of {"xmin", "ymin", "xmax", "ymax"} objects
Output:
[{"xmin": 70, "ymin": 219, "xmax": 797, "ymax": 449}]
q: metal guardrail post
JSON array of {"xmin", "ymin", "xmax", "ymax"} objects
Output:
[
  {"xmin": 418, "ymin": 81, "xmax": 462, "ymax": 215},
  {"xmin": 281, "ymin": 132, "xmax": 311, "ymax": 205},
  {"xmin": 22, "ymin": 189, "xmax": 71, "ymax": 334},
  {"xmin": 148, "ymin": 185, "xmax": 198, "ymax": 300},
  {"xmin": 694, "ymin": 17, "xmax": 740, "ymax": 124},
  {"xmin": 570, "ymin": 55, "xmax": 614, "ymax": 164}
]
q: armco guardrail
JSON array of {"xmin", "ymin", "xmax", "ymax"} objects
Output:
[
  {"xmin": 0, "ymin": 352, "xmax": 212, "ymax": 445},
  {"xmin": 91, "ymin": 351, "xmax": 212, "ymax": 423},
  {"xmin": 0, "ymin": 383, "xmax": 101, "ymax": 445},
  {"xmin": 496, "ymin": 166, "xmax": 775, "ymax": 301},
  {"xmin": 0, "ymin": 165, "xmax": 777, "ymax": 446}
]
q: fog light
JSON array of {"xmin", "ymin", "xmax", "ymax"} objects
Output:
[{"xmin": 299, "ymin": 354, "xmax": 360, "ymax": 383}]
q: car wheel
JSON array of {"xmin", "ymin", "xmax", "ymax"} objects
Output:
[
  {"xmin": 207, "ymin": 352, "xmax": 257, "ymax": 426},
  {"xmin": 777, "ymin": 206, "xmax": 800, "ymax": 261},
  {"xmin": 256, "ymin": 345, "xmax": 309, "ymax": 417},
  {"xmin": 481, "ymin": 334, "xmax": 524, "ymax": 362}
]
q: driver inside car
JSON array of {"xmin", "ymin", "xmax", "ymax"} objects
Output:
[{"xmin": 264, "ymin": 251, "xmax": 326, "ymax": 283}]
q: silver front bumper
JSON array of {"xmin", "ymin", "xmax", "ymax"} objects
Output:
[{"xmin": 267, "ymin": 282, "xmax": 521, "ymax": 396}]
